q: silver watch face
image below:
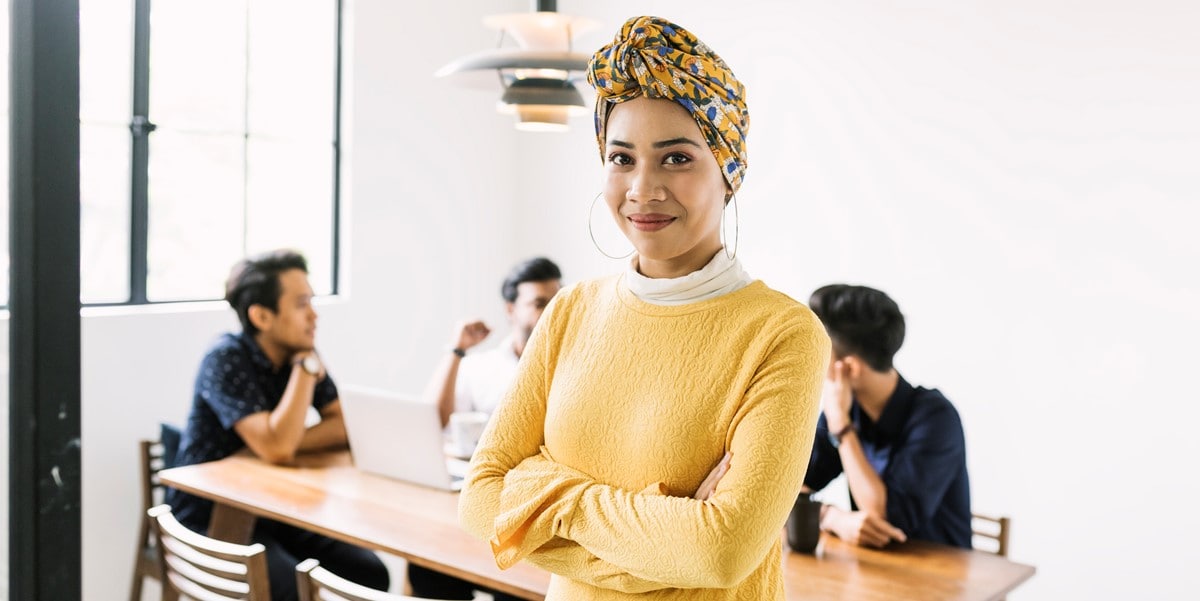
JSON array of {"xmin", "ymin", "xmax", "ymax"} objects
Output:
[{"xmin": 302, "ymin": 354, "xmax": 321, "ymax": 375}]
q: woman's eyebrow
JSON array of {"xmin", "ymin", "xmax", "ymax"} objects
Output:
[
  {"xmin": 607, "ymin": 137, "xmax": 704, "ymax": 149},
  {"xmin": 653, "ymin": 137, "xmax": 703, "ymax": 149}
]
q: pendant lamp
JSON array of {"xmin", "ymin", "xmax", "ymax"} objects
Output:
[{"xmin": 436, "ymin": 0, "xmax": 598, "ymax": 132}]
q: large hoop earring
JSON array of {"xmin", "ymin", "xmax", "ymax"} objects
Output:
[
  {"xmin": 588, "ymin": 193, "xmax": 634, "ymax": 260},
  {"xmin": 722, "ymin": 193, "xmax": 740, "ymax": 260}
]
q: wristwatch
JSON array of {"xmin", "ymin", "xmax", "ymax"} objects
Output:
[
  {"xmin": 298, "ymin": 354, "xmax": 322, "ymax": 377},
  {"xmin": 828, "ymin": 424, "xmax": 855, "ymax": 448}
]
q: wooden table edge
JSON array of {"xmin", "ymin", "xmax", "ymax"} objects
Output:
[{"xmin": 159, "ymin": 467, "xmax": 548, "ymax": 601}]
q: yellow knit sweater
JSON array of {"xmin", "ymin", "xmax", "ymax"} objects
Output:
[{"xmin": 459, "ymin": 275, "xmax": 829, "ymax": 600}]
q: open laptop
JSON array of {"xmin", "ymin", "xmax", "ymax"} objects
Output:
[{"xmin": 339, "ymin": 385, "xmax": 468, "ymax": 492}]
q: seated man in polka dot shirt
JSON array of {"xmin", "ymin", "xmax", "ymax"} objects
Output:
[{"xmin": 166, "ymin": 249, "xmax": 389, "ymax": 600}]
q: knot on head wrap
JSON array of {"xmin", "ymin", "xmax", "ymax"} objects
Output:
[{"xmin": 587, "ymin": 16, "xmax": 750, "ymax": 194}]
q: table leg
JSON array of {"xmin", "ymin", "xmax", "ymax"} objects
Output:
[{"xmin": 207, "ymin": 503, "xmax": 257, "ymax": 544}]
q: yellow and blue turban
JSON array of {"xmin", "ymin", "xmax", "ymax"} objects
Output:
[{"xmin": 587, "ymin": 16, "xmax": 750, "ymax": 194}]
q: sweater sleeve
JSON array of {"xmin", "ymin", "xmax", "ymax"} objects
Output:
[
  {"xmin": 518, "ymin": 481, "xmax": 672, "ymax": 593},
  {"xmin": 458, "ymin": 292, "xmax": 666, "ymax": 592},
  {"xmin": 482, "ymin": 319, "xmax": 829, "ymax": 589},
  {"xmin": 457, "ymin": 292, "xmax": 557, "ymax": 542}
]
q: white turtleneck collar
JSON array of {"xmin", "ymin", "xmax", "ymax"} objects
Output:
[{"xmin": 624, "ymin": 250, "xmax": 753, "ymax": 306}]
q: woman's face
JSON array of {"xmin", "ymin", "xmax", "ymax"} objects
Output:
[{"xmin": 603, "ymin": 96, "xmax": 729, "ymax": 279}]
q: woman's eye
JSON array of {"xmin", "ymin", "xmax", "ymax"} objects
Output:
[
  {"xmin": 664, "ymin": 153, "xmax": 691, "ymax": 165},
  {"xmin": 607, "ymin": 152, "xmax": 632, "ymax": 166}
]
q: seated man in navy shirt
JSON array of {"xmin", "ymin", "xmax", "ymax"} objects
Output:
[
  {"xmin": 166, "ymin": 250, "xmax": 389, "ymax": 599},
  {"xmin": 803, "ymin": 284, "xmax": 972, "ymax": 549}
]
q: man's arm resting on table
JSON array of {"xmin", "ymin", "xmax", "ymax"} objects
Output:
[
  {"xmin": 298, "ymin": 399, "xmax": 347, "ymax": 452},
  {"xmin": 815, "ymin": 431, "xmax": 907, "ymax": 547},
  {"xmin": 820, "ymin": 503, "xmax": 906, "ymax": 548},
  {"xmin": 836, "ymin": 430, "xmax": 889, "ymax": 518},
  {"xmin": 234, "ymin": 363, "xmax": 323, "ymax": 464}
]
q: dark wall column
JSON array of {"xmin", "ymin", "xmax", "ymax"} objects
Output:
[{"xmin": 8, "ymin": 0, "xmax": 82, "ymax": 598}]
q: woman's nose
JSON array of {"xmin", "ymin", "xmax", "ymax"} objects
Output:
[{"xmin": 626, "ymin": 166, "xmax": 666, "ymax": 203}]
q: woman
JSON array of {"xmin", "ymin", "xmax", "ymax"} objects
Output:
[{"xmin": 459, "ymin": 16, "xmax": 829, "ymax": 599}]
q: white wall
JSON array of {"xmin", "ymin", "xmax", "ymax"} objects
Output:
[
  {"xmin": 517, "ymin": 1, "xmax": 1200, "ymax": 599},
  {"xmin": 2, "ymin": 0, "xmax": 1197, "ymax": 599}
]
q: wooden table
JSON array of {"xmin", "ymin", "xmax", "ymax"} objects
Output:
[
  {"xmin": 159, "ymin": 451, "xmax": 1034, "ymax": 600},
  {"xmin": 790, "ymin": 537, "xmax": 1034, "ymax": 600}
]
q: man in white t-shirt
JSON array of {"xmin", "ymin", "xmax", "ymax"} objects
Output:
[
  {"xmin": 427, "ymin": 256, "xmax": 562, "ymax": 427},
  {"xmin": 410, "ymin": 257, "xmax": 562, "ymax": 600}
]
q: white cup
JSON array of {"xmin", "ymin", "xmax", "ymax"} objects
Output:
[{"xmin": 448, "ymin": 411, "xmax": 489, "ymax": 458}]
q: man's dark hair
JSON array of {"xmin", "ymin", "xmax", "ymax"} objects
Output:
[
  {"xmin": 501, "ymin": 257, "xmax": 562, "ymax": 303},
  {"xmin": 224, "ymin": 249, "xmax": 308, "ymax": 335},
  {"xmin": 809, "ymin": 284, "xmax": 905, "ymax": 372}
]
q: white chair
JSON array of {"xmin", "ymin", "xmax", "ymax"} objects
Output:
[
  {"xmin": 296, "ymin": 558, "xmax": 452, "ymax": 601},
  {"xmin": 148, "ymin": 504, "xmax": 272, "ymax": 601}
]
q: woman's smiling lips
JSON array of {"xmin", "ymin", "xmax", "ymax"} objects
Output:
[{"xmin": 627, "ymin": 213, "xmax": 676, "ymax": 232}]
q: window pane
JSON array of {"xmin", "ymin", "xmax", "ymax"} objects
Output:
[
  {"xmin": 150, "ymin": 0, "xmax": 246, "ymax": 133},
  {"xmin": 247, "ymin": 0, "xmax": 336, "ymax": 142},
  {"xmin": 147, "ymin": 131, "xmax": 245, "ymax": 302},
  {"xmin": 245, "ymin": 138, "xmax": 334, "ymax": 294},
  {"xmin": 80, "ymin": 124, "xmax": 131, "ymax": 303},
  {"xmin": 80, "ymin": 0, "xmax": 132, "ymax": 125}
]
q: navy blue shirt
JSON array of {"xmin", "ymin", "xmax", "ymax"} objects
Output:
[
  {"xmin": 166, "ymin": 332, "xmax": 338, "ymax": 529},
  {"xmin": 804, "ymin": 374, "xmax": 972, "ymax": 548}
]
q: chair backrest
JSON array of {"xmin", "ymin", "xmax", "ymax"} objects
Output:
[
  {"xmin": 149, "ymin": 504, "xmax": 272, "ymax": 601},
  {"xmin": 137, "ymin": 424, "xmax": 182, "ymax": 550},
  {"xmin": 141, "ymin": 424, "xmax": 182, "ymax": 510},
  {"xmin": 296, "ymin": 559, "xmax": 430, "ymax": 601},
  {"xmin": 971, "ymin": 512, "xmax": 1011, "ymax": 557}
]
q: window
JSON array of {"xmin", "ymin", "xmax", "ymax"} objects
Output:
[{"xmin": 78, "ymin": 0, "xmax": 341, "ymax": 305}]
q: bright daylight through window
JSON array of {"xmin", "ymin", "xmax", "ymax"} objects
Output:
[{"xmin": 78, "ymin": 0, "xmax": 340, "ymax": 305}]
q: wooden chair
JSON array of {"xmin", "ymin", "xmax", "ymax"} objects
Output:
[
  {"xmin": 971, "ymin": 512, "xmax": 1011, "ymax": 557},
  {"xmin": 130, "ymin": 424, "xmax": 181, "ymax": 601},
  {"xmin": 148, "ymin": 504, "xmax": 272, "ymax": 600},
  {"xmin": 296, "ymin": 559, "xmax": 439, "ymax": 601}
]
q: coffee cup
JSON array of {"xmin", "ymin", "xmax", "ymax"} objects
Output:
[
  {"xmin": 785, "ymin": 491, "xmax": 822, "ymax": 554},
  {"xmin": 447, "ymin": 411, "xmax": 489, "ymax": 458}
]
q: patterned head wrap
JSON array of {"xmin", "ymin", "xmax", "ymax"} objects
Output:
[{"xmin": 587, "ymin": 16, "xmax": 750, "ymax": 194}]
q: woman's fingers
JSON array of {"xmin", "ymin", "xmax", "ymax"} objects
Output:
[{"xmin": 693, "ymin": 452, "xmax": 732, "ymax": 500}]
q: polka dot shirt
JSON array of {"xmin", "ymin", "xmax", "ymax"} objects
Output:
[{"xmin": 166, "ymin": 331, "xmax": 338, "ymax": 529}]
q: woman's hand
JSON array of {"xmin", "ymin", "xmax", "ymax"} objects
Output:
[{"xmin": 693, "ymin": 452, "xmax": 731, "ymax": 500}]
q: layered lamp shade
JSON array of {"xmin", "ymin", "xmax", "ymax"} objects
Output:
[{"xmin": 435, "ymin": 1, "xmax": 598, "ymax": 132}]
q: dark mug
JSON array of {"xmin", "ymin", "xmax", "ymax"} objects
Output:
[{"xmin": 786, "ymin": 492, "xmax": 822, "ymax": 554}]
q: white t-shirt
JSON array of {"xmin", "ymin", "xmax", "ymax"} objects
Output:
[{"xmin": 454, "ymin": 335, "xmax": 520, "ymax": 416}]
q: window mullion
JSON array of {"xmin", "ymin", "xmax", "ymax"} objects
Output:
[
  {"xmin": 129, "ymin": 0, "xmax": 152, "ymax": 304},
  {"xmin": 331, "ymin": 0, "xmax": 343, "ymax": 294}
]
